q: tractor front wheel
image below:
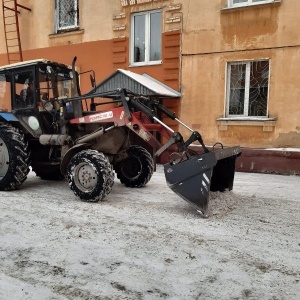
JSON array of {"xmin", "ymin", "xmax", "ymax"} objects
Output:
[
  {"xmin": 67, "ymin": 149, "xmax": 114, "ymax": 202},
  {"xmin": 0, "ymin": 123, "xmax": 30, "ymax": 190},
  {"xmin": 114, "ymin": 145, "xmax": 154, "ymax": 188}
]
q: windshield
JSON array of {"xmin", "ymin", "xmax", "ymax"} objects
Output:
[{"xmin": 38, "ymin": 63, "xmax": 76, "ymax": 100}]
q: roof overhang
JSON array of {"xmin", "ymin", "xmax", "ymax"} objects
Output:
[{"xmin": 92, "ymin": 69, "xmax": 181, "ymax": 98}]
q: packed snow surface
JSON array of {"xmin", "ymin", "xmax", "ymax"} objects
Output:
[{"xmin": 0, "ymin": 166, "xmax": 299, "ymax": 300}]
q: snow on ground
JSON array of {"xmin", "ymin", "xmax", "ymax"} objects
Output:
[{"xmin": 0, "ymin": 165, "xmax": 299, "ymax": 300}]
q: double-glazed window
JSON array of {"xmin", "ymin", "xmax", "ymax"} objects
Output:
[
  {"xmin": 55, "ymin": 0, "xmax": 79, "ymax": 32},
  {"xmin": 226, "ymin": 60, "xmax": 270, "ymax": 117},
  {"xmin": 228, "ymin": 0, "xmax": 274, "ymax": 7},
  {"xmin": 131, "ymin": 10, "xmax": 162, "ymax": 65}
]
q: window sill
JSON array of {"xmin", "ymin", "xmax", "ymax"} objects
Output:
[
  {"xmin": 49, "ymin": 29, "xmax": 84, "ymax": 46},
  {"xmin": 49, "ymin": 29, "xmax": 84, "ymax": 39},
  {"xmin": 129, "ymin": 60, "xmax": 162, "ymax": 67},
  {"xmin": 221, "ymin": 0, "xmax": 281, "ymax": 12},
  {"xmin": 216, "ymin": 117, "xmax": 277, "ymax": 132}
]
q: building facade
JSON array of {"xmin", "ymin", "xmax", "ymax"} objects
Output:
[{"xmin": 0, "ymin": 0, "xmax": 299, "ymax": 152}]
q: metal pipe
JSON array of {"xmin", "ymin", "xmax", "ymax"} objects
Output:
[
  {"xmin": 39, "ymin": 134, "xmax": 70, "ymax": 146},
  {"xmin": 75, "ymin": 128, "xmax": 105, "ymax": 144},
  {"xmin": 175, "ymin": 118, "xmax": 194, "ymax": 132},
  {"xmin": 153, "ymin": 116, "xmax": 174, "ymax": 133}
]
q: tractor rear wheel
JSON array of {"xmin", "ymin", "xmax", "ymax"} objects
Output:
[
  {"xmin": 114, "ymin": 145, "xmax": 154, "ymax": 188},
  {"xmin": 67, "ymin": 149, "xmax": 114, "ymax": 202},
  {"xmin": 0, "ymin": 123, "xmax": 30, "ymax": 190}
]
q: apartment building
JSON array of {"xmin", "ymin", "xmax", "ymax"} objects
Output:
[{"xmin": 0, "ymin": 0, "xmax": 299, "ymax": 172}]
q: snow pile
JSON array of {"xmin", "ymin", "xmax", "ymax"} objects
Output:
[{"xmin": 207, "ymin": 191, "xmax": 245, "ymax": 217}]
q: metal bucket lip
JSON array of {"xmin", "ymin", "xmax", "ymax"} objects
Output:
[
  {"xmin": 169, "ymin": 186, "xmax": 210, "ymax": 217},
  {"xmin": 213, "ymin": 145, "xmax": 242, "ymax": 160}
]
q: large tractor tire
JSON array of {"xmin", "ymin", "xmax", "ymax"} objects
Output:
[
  {"xmin": 114, "ymin": 145, "xmax": 154, "ymax": 188},
  {"xmin": 31, "ymin": 163, "xmax": 64, "ymax": 181},
  {"xmin": 0, "ymin": 123, "xmax": 30, "ymax": 190},
  {"xmin": 104, "ymin": 165, "xmax": 115, "ymax": 197},
  {"xmin": 67, "ymin": 149, "xmax": 114, "ymax": 202}
]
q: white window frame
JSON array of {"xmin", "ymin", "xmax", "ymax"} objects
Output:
[
  {"xmin": 130, "ymin": 10, "xmax": 162, "ymax": 66},
  {"xmin": 225, "ymin": 59, "xmax": 270, "ymax": 118},
  {"xmin": 55, "ymin": 0, "xmax": 79, "ymax": 32},
  {"xmin": 228, "ymin": 0, "xmax": 274, "ymax": 8}
]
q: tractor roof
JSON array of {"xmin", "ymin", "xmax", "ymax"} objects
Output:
[
  {"xmin": 0, "ymin": 59, "xmax": 50, "ymax": 71},
  {"xmin": 0, "ymin": 59, "xmax": 71, "ymax": 72}
]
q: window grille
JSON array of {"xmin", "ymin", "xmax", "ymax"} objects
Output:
[
  {"xmin": 226, "ymin": 60, "xmax": 270, "ymax": 117},
  {"xmin": 56, "ymin": 0, "xmax": 79, "ymax": 31}
]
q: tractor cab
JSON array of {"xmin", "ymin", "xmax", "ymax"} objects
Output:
[{"xmin": 0, "ymin": 59, "xmax": 77, "ymax": 136}]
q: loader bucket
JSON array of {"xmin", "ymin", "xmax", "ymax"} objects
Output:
[
  {"xmin": 164, "ymin": 146, "xmax": 241, "ymax": 216},
  {"xmin": 210, "ymin": 146, "xmax": 242, "ymax": 192}
]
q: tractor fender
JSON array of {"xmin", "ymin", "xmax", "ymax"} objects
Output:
[
  {"xmin": 60, "ymin": 143, "xmax": 90, "ymax": 175},
  {"xmin": 0, "ymin": 112, "xmax": 19, "ymax": 122}
]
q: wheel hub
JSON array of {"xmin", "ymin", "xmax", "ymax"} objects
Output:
[
  {"xmin": 0, "ymin": 138, "xmax": 9, "ymax": 178},
  {"xmin": 75, "ymin": 163, "xmax": 98, "ymax": 191}
]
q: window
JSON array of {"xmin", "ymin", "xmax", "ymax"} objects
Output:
[
  {"xmin": 226, "ymin": 60, "xmax": 269, "ymax": 117},
  {"xmin": 228, "ymin": 0, "xmax": 274, "ymax": 7},
  {"xmin": 131, "ymin": 10, "xmax": 162, "ymax": 65},
  {"xmin": 55, "ymin": 0, "xmax": 79, "ymax": 32},
  {"xmin": 0, "ymin": 74, "xmax": 11, "ymax": 111},
  {"xmin": 14, "ymin": 71, "xmax": 35, "ymax": 108}
]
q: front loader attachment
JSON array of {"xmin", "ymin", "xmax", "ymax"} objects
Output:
[
  {"xmin": 164, "ymin": 151, "xmax": 217, "ymax": 215},
  {"xmin": 163, "ymin": 146, "xmax": 241, "ymax": 216},
  {"xmin": 121, "ymin": 93, "xmax": 242, "ymax": 216}
]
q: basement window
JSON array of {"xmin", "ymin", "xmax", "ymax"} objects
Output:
[
  {"xmin": 55, "ymin": 0, "xmax": 79, "ymax": 32},
  {"xmin": 130, "ymin": 10, "xmax": 162, "ymax": 66}
]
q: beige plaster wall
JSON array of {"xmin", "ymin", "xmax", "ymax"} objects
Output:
[
  {"xmin": 0, "ymin": 0, "xmax": 119, "ymax": 53},
  {"xmin": 181, "ymin": 0, "xmax": 300, "ymax": 54},
  {"xmin": 179, "ymin": 0, "xmax": 300, "ymax": 148},
  {"xmin": 0, "ymin": 0, "xmax": 299, "ymax": 148}
]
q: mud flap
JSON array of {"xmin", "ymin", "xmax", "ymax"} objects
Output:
[
  {"xmin": 164, "ymin": 152, "xmax": 217, "ymax": 215},
  {"xmin": 164, "ymin": 146, "xmax": 241, "ymax": 216}
]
